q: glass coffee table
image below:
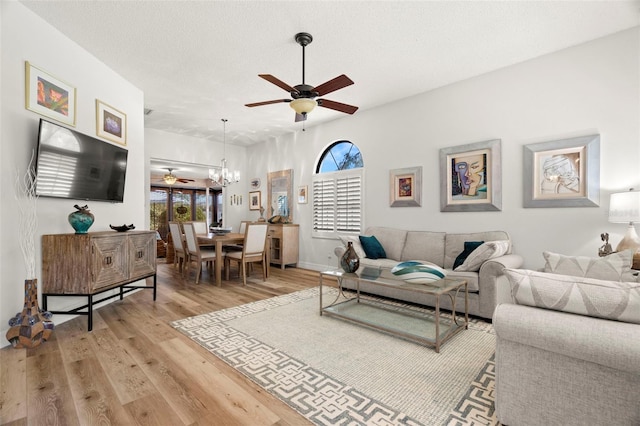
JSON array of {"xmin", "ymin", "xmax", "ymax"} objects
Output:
[{"xmin": 319, "ymin": 267, "xmax": 468, "ymax": 353}]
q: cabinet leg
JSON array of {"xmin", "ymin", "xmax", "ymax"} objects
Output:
[
  {"xmin": 153, "ymin": 275, "xmax": 157, "ymax": 301},
  {"xmin": 88, "ymin": 294, "xmax": 93, "ymax": 332}
]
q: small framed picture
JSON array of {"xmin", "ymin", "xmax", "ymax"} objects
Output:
[
  {"xmin": 25, "ymin": 61, "xmax": 76, "ymax": 126},
  {"xmin": 390, "ymin": 166, "xmax": 422, "ymax": 207},
  {"xmin": 249, "ymin": 191, "xmax": 261, "ymax": 210},
  {"xmin": 298, "ymin": 185, "xmax": 308, "ymax": 204},
  {"xmin": 96, "ymin": 99, "xmax": 127, "ymax": 146},
  {"xmin": 250, "ymin": 177, "xmax": 261, "ymax": 189}
]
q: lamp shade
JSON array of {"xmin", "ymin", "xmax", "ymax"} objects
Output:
[
  {"xmin": 289, "ymin": 98, "xmax": 317, "ymax": 115},
  {"xmin": 609, "ymin": 190, "xmax": 640, "ymax": 223}
]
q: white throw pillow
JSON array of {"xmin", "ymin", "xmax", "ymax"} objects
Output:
[
  {"xmin": 543, "ymin": 250, "xmax": 635, "ymax": 282},
  {"xmin": 454, "ymin": 240, "xmax": 510, "ymax": 272},
  {"xmin": 505, "ymin": 268, "xmax": 640, "ymax": 324},
  {"xmin": 338, "ymin": 235, "xmax": 366, "ymax": 259}
]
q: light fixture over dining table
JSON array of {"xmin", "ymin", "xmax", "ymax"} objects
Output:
[{"xmin": 210, "ymin": 118, "xmax": 240, "ymax": 187}]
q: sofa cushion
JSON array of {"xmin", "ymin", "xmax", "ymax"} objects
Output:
[
  {"xmin": 365, "ymin": 227, "xmax": 407, "ymax": 261},
  {"xmin": 338, "ymin": 235, "xmax": 366, "ymax": 259},
  {"xmin": 359, "ymin": 235, "xmax": 387, "ymax": 259},
  {"xmin": 453, "ymin": 241, "xmax": 484, "ymax": 270},
  {"xmin": 505, "ymin": 268, "xmax": 640, "ymax": 324},
  {"xmin": 543, "ymin": 250, "xmax": 635, "ymax": 282},
  {"xmin": 455, "ymin": 240, "xmax": 510, "ymax": 272},
  {"xmin": 444, "ymin": 231, "xmax": 510, "ymax": 269},
  {"xmin": 446, "ymin": 270, "xmax": 481, "ymax": 293},
  {"xmin": 401, "ymin": 231, "xmax": 446, "ymax": 266}
]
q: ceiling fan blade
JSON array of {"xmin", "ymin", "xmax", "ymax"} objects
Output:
[
  {"xmin": 318, "ymin": 99, "xmax": 359, "ymax": 114},
  {"xmin": 294, "ymin": 112, "xmax": 307, "ymax": 122},
  {"xmin": 313, "ymin": 74, "xmax": 354, "ymax": 96},
  {"xmin": 259, "ymin": 74, "xmax": 299, "ymax": 93},
  {"xmin": 245, "ymin": 99, "xmax": 290, "ymax": 107}
]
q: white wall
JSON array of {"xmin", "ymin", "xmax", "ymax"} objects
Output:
[
  {"xmin": 1, "ymin": 2, "xmax": 145, "ymax": 345},
  {"xmin": 248, "ymin": 27, "xmax": 640, "ymax": 272},
  {"xmin": 144, "ymin": 128, "xmax": 250, "ymax": 231}
]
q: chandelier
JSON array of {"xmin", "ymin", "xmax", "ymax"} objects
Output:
[{"xmin": 210, "ymin": 118, "xmax": 240, "ymax": 187}]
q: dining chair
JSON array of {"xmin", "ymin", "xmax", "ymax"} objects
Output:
[
  {"xmin": 190, "ymin": 221, "xmax": 208, "ymax": 235},
  {"xmin": 183, "ymin": 222, "xmax": 221, "ymax": 284},
  {"xmin": 168, "ymin": 221, "xmax": 188, "ymax": 273},
  {"xmin": 225, "ymin": 223, "xmax": 269, "ymax": 285},
  {"xmin": 225, "ymin": 220, "xmax": 251, "ymax": 252}
]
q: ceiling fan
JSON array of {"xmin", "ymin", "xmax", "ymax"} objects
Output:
[
  {"xmin": 245, "ymin": 32, "xmax": 358, "ymax": 122},
  {"xmin": 159, "ymin": 168, "xmax": 194, "ymax": 185}
]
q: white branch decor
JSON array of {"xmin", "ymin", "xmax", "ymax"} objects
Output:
[{"xmin": 14, "ymin": 151, "xmax": 38, "ymax": 279}]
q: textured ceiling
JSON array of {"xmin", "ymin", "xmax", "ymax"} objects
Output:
[{"xmin": 20, "ymin": 1, "xmax": 640, "ymax": 148}]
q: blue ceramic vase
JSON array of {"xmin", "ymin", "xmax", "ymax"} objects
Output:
[{"xmin": 68, "ymin": 204, "xmax": 94, "ymax": 234}]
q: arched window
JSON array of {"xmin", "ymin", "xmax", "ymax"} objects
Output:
[{"xmin": 313, "ymin": 140, "xmax": 364, "ymax": 238}]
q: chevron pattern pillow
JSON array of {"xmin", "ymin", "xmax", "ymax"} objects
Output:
[
  {"xmin": 543, "ymin": 250, "xmax": 635, "ymax": 282},
  {"xmin": 505, "ymin": 268, "xmax": 640, "ymax": 324}
]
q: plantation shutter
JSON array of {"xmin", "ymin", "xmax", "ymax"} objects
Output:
[{"xmin": 312, "ymin": 169, "xmax": 363, "ymax": 238}]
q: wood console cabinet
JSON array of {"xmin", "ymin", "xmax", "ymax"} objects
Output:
[
  {"xmin": 41, "ymin": 230, "xmax": 157, "ymax": 331},
  {"xmin": 267, "ymin": 224, "xmax": 299, "ymax": 269}
]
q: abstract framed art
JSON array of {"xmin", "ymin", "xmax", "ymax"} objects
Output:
[
  {"xmin": 96, "ymin": 99, "xmax": 127, "ymax": 146},
  {"xmin": 440, "ymin": 139, "xmax": 501, "ymax": 212},
  {"xmin": 249, "ymin": 191, "xmax": 261, "ymax": 211},
  {"xmin": 25, "ymin": 61, "xmax": 76, "ymax": 126},
  {"xmin": 523, "ymin": 134, "xmax": 600, "ymax": 208},
  {"xmin": 390, "ymin": 166, "xmax": 422, "ymax": 207},
  {"xmin": 298, "ymin": 185, "xmax": 308, "ymax": 204}
]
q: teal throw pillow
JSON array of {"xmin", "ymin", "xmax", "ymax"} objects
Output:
[
  {"xmin": 359, "ymin": 235, "xmax": 387, "ymax": 259},
  {"xmin": 453, "ymin": 241, "xmax": 484, "ymax": 269}
]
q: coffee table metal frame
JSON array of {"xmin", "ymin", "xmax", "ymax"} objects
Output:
[{"xmin": 319, "ymin": 269, "xmax": 468, "ymax": 353}]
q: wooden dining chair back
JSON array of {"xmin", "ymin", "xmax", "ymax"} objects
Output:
[
  {"xmin": 225, "ymin": 221, "xmax": 252, "ymax": 252},
  {"xmin": 183, "ymin": 222, "xmax": 220, "ymax": 284},
  {"xmin": 224, "ymin": 223, "xmax": 269, "ymax": 286},
  {"xmin": 190, "ymin": 221, "xmax": 208, "ymax": 235},
  {"xmin": 168, "ymin": 221, "xmax": 187, "ymax": 272}
]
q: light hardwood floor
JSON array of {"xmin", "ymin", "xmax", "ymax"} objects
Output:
[{"xmin": 1, "ymin": 260, "xmax": 330, "ymax": 425}]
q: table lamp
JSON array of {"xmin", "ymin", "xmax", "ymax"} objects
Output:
[{"xmin": 608, "ymin": 188, "xmax": 640, "ymax": 269}]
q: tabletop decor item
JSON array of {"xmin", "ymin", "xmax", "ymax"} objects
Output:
[
  {"xmin": 6, "ymin": 155, "xmax": 54, "ymax": 348},
  {"xmin": 68, "ymin": 204, "xmax": 95, "ymax": 234},
  {"xmin": 110, "ymin": 224, "xmax": 135, "ymax": 232},
  {"xmin": 340, "ymin": 241, "xmax": 360, "ymax": 273},
  {"xmin": 391, "ymin": 261, "xmax": 447, "ymax": 284}
]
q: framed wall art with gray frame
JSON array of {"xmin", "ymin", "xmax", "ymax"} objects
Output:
[
  {"xmin": 440, "ymin": 139, "xmax": 502, "ymax": 212},
  {"xmin": 389, "ymin": 166, "xmax": 422, "ymax": 207},
  {"xmin": 523, "ymin": 134, "xmax": 600, "ymax": 208}
]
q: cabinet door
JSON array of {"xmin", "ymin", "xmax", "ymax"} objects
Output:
[
  {"xmin": 92, "ymin": 235, "xmax": 128, "ymax": 291},
  {"xmin": 129, "ymin": 232, "xmax": 156, "ymax": 279}
]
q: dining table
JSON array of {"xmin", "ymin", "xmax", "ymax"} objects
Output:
[{"xmin": 197, "ymin": 232, "xmax": 245, "ymax": 286}]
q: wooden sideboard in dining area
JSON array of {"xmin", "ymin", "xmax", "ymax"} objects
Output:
[{"xmin": 268, "ymin": 224, "xmax": 299, "ymax": 269}]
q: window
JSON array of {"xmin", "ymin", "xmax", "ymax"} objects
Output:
[{"xmin": 313, "ymin": 141, "xmax": 364, "ymax": 238}]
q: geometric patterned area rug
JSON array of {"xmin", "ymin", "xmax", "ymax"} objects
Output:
[{"xmin": 171, "ymin": 287, "xmax": 498, "ymax": 426}]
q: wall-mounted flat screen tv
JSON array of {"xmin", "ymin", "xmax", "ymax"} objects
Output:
[{"xmin": 35, "ymin": 118, "xmax": 128, "ymax": 202}]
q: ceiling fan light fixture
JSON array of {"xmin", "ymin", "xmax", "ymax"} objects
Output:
[
  {"xmin": 289, "ymin": 98, "xmax": 317, "ymax": 115},
  {"xmin": 163, "ymin": 172, "xmax": 177, "ymax": 185}
]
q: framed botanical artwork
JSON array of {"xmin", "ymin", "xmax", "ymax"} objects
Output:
[
  {"xmin": 298, "ymin": 185, "xmax": 308, "ymax": 204},
  {"xmin": 25, "ymin": 61, "xmax": 76, "ymax": 126},
  {"xmin": 440, "ymin": 139, "xmax": 501, "ymax": 212},
  {"xmin": 96, "ymin": 99, "xmax": 127, "ymax": 146},
  {"xmin": 249, "ymin": 191, "xmax": 261, "ymax": 210},
  {"xmin": 523, "ymin": 134, "xmax": 600, "ymax": 208},
  {"xmin": 390, "ymin": 166, "xmax": 422, "ymax": 207}
]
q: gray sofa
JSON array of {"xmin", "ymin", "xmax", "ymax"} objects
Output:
[
  {"xmin": 494, "ymin": 267, "xmax": 640, "ymax": 426},
  {"xmin": 334, "ymin": 226, "xmax": 523, "ymax": 319}
]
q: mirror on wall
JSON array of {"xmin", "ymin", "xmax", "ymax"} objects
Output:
[{"xmin": 267, "ymin": 169, "xmax": 293, "ymax": 223}]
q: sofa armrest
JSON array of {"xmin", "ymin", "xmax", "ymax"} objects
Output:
[
  {"xmin": 494, "ymin": 303, "xmax": 640, "ymax": 374},
  {"xmin": 476, "ymin": 254, "xmax": 523, "ymax": 315}
]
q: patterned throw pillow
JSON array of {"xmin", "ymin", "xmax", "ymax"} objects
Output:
[
  {"xmin": 359, "ymin": 235, "xmax": 387, "ymax": 259},
  {"xmin": 454, "ymin": 240, "xmax": 510, "ymax": 272},
  {"xmin": 505, "ymin": 268, "xmax": 640, "ymax": 324},
  {"xmin": 338, "ymin": 235, "xmax": 366, "ymax": 259},
  {"xmin": 543, "ymin": 250, "xmax": 635, "ymax": 282}
]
